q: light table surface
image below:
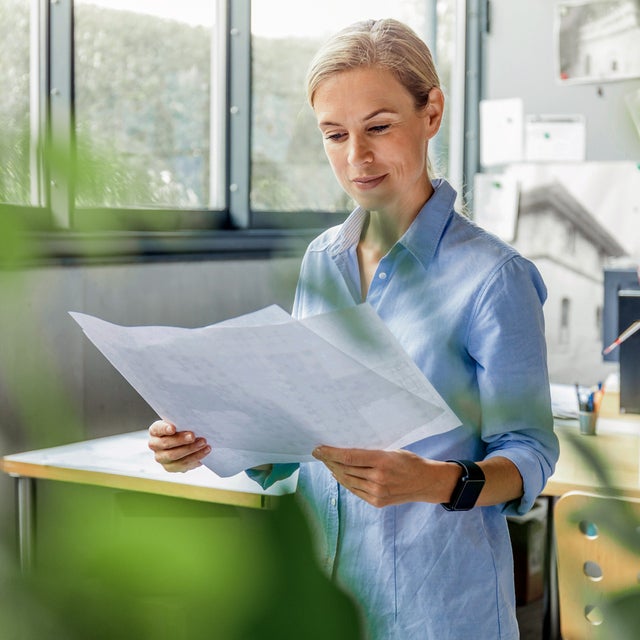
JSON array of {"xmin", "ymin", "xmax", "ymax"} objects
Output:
[{"xmin": 0, "ymin": 430, "xmax": 296, "ymax": 571}]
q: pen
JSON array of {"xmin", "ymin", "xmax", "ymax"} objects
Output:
[
  {"xmin": 602, "ymin": 320, "xmax": 640, "ymax": 355},
  {"xmin": 575, "ymin": 383, "xmax": 589, "ymax": 412}
]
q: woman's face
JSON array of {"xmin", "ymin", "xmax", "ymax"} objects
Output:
[{"xmin": 313, "ymin": 66, "xmax": 442, "ymax": 217}]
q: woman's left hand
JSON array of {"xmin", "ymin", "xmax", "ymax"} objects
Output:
[{"xmin": 312, "ymin": 446, "xmax": 458, "ymax": 508}]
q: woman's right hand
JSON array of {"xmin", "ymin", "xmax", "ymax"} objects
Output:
[{"xmin": 148, "ymin": 420, "xmax": 211, "ymax": 473}]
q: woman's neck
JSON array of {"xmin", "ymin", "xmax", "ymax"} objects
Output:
[{"xmin": 360, "ymin": 179, "xmax": 434, "ymax": 258}]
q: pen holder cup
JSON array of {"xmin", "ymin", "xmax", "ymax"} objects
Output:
[{"xmin": 578, "ymin": 411, "xmax": 598, "ymax": 436}]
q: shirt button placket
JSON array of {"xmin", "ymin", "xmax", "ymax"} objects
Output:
[
  {"xmin": 325, "ymin": 484, "xmax": 339, "ymax": 572},
  {"xmin": 368, "ymin": 264, "xmax": 390, "ymax": 305}
]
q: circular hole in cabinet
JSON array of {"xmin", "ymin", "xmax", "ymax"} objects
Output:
[
  {"xmin": 583, "ymin": 561, "xmax": 603, "ymax": 582},
  {"xmin": 579, "ymin": 520, "xmax": 599, "ymax": 539},
  {"xmin": 584, "ymin": 605, "xmax": 604, "ymax": 626}
]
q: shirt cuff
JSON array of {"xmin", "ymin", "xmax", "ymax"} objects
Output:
[
  {"xmin": 245, "ymin": 463, "xmax": 299, "ymax": 490},
  {"xmin": 485, "ymin": 449, "xmax": 547, "ymax": 516}
]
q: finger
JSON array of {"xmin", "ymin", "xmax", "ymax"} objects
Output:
[
  {"xmin": 148, "ymin": 430, "xmax": 198, "ymax": 452},
  {"xmin": 148, "ymin": 420, "xmax": 177, "ymax": 437},
  {"xmin": 333, "ymin": 475, "xmax": 386, "ymax": 506},
  {"xmin": 313, "ymin": 446, "xmax": 378, "ymax": 468},
  {"xmin": 334, "ymin": 471, "xmax": 378, "ymax": 495},
  {"xmin": 161, "ymin": 446, "xmax": 212, "ymax": 473},
  {"xmin": 153, "ymin": 438, "xmax": 210, "ymax": 465},
  {"xmin": 339, "ymin": 473, "xmax": 398, "ymax": 507},
  {"xmin": 322, "ymin": 459, "xmax": 373, "ymax": 483}
]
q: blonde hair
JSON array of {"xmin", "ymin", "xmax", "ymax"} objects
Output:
[{"xmin": 306, "ymin": 18, "xmax": 440, "ymax": 110}]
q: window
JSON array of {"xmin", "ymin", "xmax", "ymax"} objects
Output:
[
  {"xmin": 595, "ymin": 304, "xmax": 602, "ymax": 338},
  {"xmin": 74, "ymin": 0, "xmax": 221, "ymax": 209},
  {"xmin": 0, "ymin": 0, "xmax": 31, "ymax": 205},
  {"xmin": 564, "ymin": 224, "xmax": 577, "ymax": 254},
  {"xmin": 1, "ymin": 0, "xmax": 465, "ymax": 256},
  {"xmin": 250, "ymin": 0, "xmax": 456, "ymax": 214}
]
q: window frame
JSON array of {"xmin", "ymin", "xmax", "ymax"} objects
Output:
[{"xmin": 3, "ymin": 0, "xmax": 474, "ymax": 265}]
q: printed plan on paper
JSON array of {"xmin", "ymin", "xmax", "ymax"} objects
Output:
[{"xmin": 70, "ymin": 304, "xmax": 460, "ymax": 477}]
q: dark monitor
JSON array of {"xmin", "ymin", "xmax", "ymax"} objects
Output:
[
  {"xmin": 618, "ymin": 290, "xmax": 640, "ymax": 414},
  {"xmin": 602, "ymin": 265, "xmax": 640, "ymax": 362}
]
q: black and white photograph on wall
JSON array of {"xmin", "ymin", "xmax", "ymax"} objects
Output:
[
  {"xmin": 474, "ymin": 162, "xmax": 640, "ymax": 384},
  {"xmin": 555, "ymin": 0, "xmax": 640, "ymax": 84}
]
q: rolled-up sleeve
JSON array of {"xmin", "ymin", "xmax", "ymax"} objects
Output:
[
  {"xmin": 468, "ymin": 255, "xmax": 559, "ymax": 515},
  {"xmin": 245, "ymin": 463, "xmax": 299, "ymax": 490}
]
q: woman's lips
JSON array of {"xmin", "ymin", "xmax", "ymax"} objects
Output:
[{"xmin": 352, "ymin": 174, "xmax": 387, "ymax": 190}]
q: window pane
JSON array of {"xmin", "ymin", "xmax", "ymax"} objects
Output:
[
  {"xmin": 0, "ymin": 0, "xmax": 31, "ymax": 204},
  {"xmin": 250, "ymin": 0, "xmax": 453, "ymax": 213},
  {"xmin": 74, "ymin": 0, "xmax": 221, "ymax": 209}
]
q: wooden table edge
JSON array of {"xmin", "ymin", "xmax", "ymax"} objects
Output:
[{"xmin": 0, "ymin": 458, "xmax": 274, "ymax": 510}]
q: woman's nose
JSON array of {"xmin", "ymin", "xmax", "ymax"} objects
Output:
[{"xmin": 347, "ymin": 136, "xmax": 373, "ymax": 167}]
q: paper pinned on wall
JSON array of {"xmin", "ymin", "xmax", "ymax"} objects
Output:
[
  {"xmin": 473, "ymin": 173, "xmax": 520, "ymax": 242},
  {"xmin": 479, "ymin": 98, "xmax": 524, "ymax": 167},
  {"xmin": 524, "ymin": 114, "xmax": 586, "ymax": 162}
]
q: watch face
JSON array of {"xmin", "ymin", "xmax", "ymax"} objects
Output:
[
  {"xmin": 454, "ymin": 478, "xmax": 485, "ymax": 510},
  {"xmin": 442, "ymin": 460, "xmax": 486, "ymax": 511}
]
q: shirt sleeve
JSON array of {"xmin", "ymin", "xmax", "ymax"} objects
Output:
[
  {"xmin": 467, "ymin": 255, "xmax": 559, "ymax": 516},
  {"xmin": 245, "ymin": 463, "xmax": 300, "ymax": 490}
]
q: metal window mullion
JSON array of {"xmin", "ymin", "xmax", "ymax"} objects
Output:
[
  {"xmin": 227, "ymin": 0, "xmax": 251, "ymax": 229},
  {"xmin": 448, "ymin": 0, "xmax": 467, "ymax": 204},
  {"xmin": 30, "ymin": 0, "xmax": 49, "ymax": 206},
  {"xmin": 48, "ymin": 0, "xmax": 74, "ymax": 228},
  {"xmin": 209, "ymin": 0, "xmax": 228, "ymax": 210},
  {"xmin": 461, "ymin": 0, "xmax": 485, "ymax": 212}
]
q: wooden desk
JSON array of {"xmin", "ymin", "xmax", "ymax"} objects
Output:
[
  {"xmin": 0, "ymin": 430, "xmax": 296, "ymax": 571},
  {"xmin": 545, "ymin": 419, "xmax": 640, "ymax": 498},
  {"xmin": 0, "ymin": 433, "xmax": 363, "ymax": 639},
  {"xmin": 542, "ymin": 405, "xmax": 640, "ymax": 639}
]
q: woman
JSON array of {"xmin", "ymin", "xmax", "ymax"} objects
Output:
[{"xmin": 149, "ymin": 19, "xmax": 559, "ymax": 639}]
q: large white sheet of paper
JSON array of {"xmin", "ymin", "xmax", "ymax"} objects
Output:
[{"xmin": 70, "ymin": 304, "xmax": 460, "ymax": 477}]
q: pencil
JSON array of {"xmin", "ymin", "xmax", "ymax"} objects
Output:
[{"xmin": 602, "ymin": 320, "xmax": 640, "ymax": 355}]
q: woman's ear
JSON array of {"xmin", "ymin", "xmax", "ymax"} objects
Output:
[{"xmin": 423, "ymin": 88, "xmax": 444, "ymax": 138}]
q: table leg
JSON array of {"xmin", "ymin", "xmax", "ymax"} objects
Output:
[
  {"xmin": 16, "ymin": 476, "xmax": 35, "ymax": 572},
  {"xmin": 542, "ymin": 495, "xmax": 560, "ymax": 640}
]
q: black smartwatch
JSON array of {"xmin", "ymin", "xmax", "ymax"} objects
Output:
[{"xmin": 441, "ymin": 460, "xmax": 485, "ymax": 511}]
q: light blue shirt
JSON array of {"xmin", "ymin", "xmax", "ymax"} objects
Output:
[{"xmin": 250, "ymin": 179, "xmax": 559, "ymax": 639}]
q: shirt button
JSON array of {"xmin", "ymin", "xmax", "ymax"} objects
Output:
[
  {"xmin": 378, "ymin": 272, "xmax": 387, "ymax": 280},
  {"xmin": 330, "ymin": 497, "xmax": 337, "ymax": 507}
]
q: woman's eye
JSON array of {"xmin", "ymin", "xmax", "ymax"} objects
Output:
[
  {"xmin": 369, "ymin": 124, "xmax": 390, "ymax": 133},
  {"xmin": 325, "ymin": 132, "xmax": 346, "ymax": 142}
]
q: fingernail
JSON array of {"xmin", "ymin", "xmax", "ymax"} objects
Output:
[
  {"xmin": 185, "ymin": 433, "xmax": 194, "ymax": 443},
  {"xmin": 312, "ymin": 447, "xmax": 322, "ymax": 458}
]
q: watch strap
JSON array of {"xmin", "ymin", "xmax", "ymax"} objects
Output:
[{"xmin": 441, "ymin": 459, "xmax": 485, "ymax": 511}]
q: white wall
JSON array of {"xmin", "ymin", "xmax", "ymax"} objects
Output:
[{"xmin": 483, "ymin": 0, "xmax": 640, "ymax": 161}]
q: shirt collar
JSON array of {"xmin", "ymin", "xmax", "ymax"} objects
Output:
[
  {"xmin": 328, "ymin": 205, "xmax": 369, "ymax": 257},
  {"xmin": 399, "ymin": 178, "xmax": 458, "ymax": 271},
  {"xmin": 328, "ymin": 178, "xmax": 458, "ymax": 271}
]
